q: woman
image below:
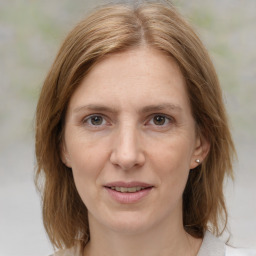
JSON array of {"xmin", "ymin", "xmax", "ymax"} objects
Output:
[{"xmin": 35, "ymin": 1, "xmax": 254, "ymax": 255}]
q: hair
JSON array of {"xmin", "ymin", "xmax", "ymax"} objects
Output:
[{"xmin": 35, "ymin": 0, "xmax": 236, "ymax": 250}]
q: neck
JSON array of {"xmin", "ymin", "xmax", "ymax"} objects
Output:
[{"xmin": 83, "ymin": 214, "xmax": 202, "ymax": 256}]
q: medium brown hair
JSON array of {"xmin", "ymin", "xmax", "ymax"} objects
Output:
[{"xmin": 35, "ymin": 0, "xmax": 235, "ymax": 249}]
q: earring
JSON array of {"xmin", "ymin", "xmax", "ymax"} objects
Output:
[{"xmin": 195, "ymin": 159, "xmax": 200, "ymax": 164}]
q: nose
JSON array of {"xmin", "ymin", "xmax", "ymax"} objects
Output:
[{"xmin": 110, "ymin": 124, "xmax": 145, "ymax": 170}]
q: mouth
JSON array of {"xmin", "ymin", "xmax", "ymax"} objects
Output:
[
  {"xmin": 106, "ymin": 186, "xmax": 151, "ymax": 193},
  {"xmin": 104, "ymin": 182, "xmax": 154, "ymax": 203}
]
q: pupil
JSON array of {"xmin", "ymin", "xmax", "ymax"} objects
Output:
[
  {"xmin": 154, "ymin": 116, "xmax": 165, "ymax": 125},
  {"xmin": 91, "ymin": 116, "xmax": 102, "ymax": 125}
]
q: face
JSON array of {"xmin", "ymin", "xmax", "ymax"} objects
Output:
[{"xmin": 62, "ymin": 48, "xmax": 208, "ymax": 235}]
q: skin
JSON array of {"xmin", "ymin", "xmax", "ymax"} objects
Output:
[{"xmin": 62, "ymin": 47, "xmax": 209, "ymax": 256}]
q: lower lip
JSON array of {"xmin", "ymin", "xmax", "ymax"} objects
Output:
[{"xmin": 104, "ymin": 187, "xmax": 153, "ymax": 204}]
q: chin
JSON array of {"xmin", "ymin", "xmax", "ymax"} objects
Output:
[{"xmin": 103, "ymin": 211, "xmax": 153, "ymax": 235}]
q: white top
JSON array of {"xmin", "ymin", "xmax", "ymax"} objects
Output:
[
  {"xmin": 51, "ymin": 231, "xmax": 256, "ymax": 256},
  {"xmin": 198, "ymin": 231, "xmax": 256, "ymax": 256}
]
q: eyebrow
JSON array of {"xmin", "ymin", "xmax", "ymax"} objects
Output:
[
  {"xmin": 140, "ymin": 103, "xmax": 182, "ymax": 113},
  {"xmin": 73, "ymin": 103, "xmax": 182, "ymax": 114},
  {"xmin": 73, "ymin": 104, "xmax": 118, "ymax": 114}
]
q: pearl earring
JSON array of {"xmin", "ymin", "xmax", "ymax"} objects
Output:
[{"xmin": 195, "ymin": 159, "xmax": 200, "ymax": 164}]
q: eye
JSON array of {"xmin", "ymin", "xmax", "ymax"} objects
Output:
[
  {"xmin": 83, "ymin": 115, "xmax": 106, "ymax": 126},
  {"xmin": 148, "ymin": 114, "xmax": 172, "ymax": 126}
]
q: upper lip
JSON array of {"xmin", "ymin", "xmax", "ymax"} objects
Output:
[{"xmin": 104, "ymin": 181, "xmax": 154, "ymax": 188}]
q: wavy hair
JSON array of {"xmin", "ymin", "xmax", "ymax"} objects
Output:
[{"xmin": 35, "ymin": 0, "xmax": 235, "ymax": 249}]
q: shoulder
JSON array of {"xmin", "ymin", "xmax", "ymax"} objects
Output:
[
  {"xmin": 198, "ymin": 231, "xmax": 256, "ymax": 256},
  {"xmin": 197, "ymin": 231, "xmax": 225, "ymax": 256},
  {"xmin": 226, "ymin": 246, "xmax": 256, "ymax": 256},
  {"xmin": 49, "ymin": 243, "xmax": 82, "ymax": 256}
]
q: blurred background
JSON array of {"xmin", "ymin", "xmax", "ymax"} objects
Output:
[{"xmin": 0, "ymin": 0, "xmax": 255, "ymax": 255}]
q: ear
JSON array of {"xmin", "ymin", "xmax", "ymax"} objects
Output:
[
  {"xmin": 60, "ymin": 141, "xmax": 72, "ymax": 168},
  {"xmin": 190, "ymin": 134, "xmax": 210, "ymax": 169}
]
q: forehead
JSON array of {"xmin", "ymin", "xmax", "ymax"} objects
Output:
[
  {"xmin": 68, "ymin": 47, "xmax": 190, "ymax": 114},
  {"xmin": 86, "ymin": 47, "xmax": 185, "ymax": 88}
]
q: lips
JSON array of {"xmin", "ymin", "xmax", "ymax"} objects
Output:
[
  {"xmin": 109, "ymin": 186, "xmax": 146, "ymax": 193},
  {"xmin": 104, "ymin": 181, "xmax": 153, "ymax": 191},
  {"xmin": 104, "ymin": 181, "xmax": 154, "ymax": 203}
]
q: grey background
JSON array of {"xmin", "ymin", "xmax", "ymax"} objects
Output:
[{"xmin": 0, "ymin": 0, "xmax": 255, "ymax": 255}]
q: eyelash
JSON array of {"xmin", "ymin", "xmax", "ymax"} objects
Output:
[
  {"xmin": 82, "ymin": 114, "xmax": 174, "ymax": 128},
  {"xmin": 146, "ymin": 114, "xmax": 173, "ymax": 127},
  {"xmin": 82, "ymin": 114, "xmax": 108, "ymax": 127}
]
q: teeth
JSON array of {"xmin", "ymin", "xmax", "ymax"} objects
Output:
[{"xmin": 110, "ymin": 186, "xmax": 145, "ymax": 193}]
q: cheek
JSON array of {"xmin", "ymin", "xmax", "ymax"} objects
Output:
[
  {"xmin": 66, "ymin": 130, "xmax": 109, "ymax": 171},
  {"xmin": 150, "ymin": 135, "xmax": 194, "ymax": 171},
  {"xmin": 156, "ymin": 152, "xmax": 190, "ymax": 188},
  {"xmin": 70, "ymin": 148, "xmax": 102, "ymax": 209},
  {"xmin": 149, "ymin": 136, "xmax": 193, "ymax": 190},
  {"xmin": 67, "ymin": 136, "xmax": 111, "ymax": 199}
]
